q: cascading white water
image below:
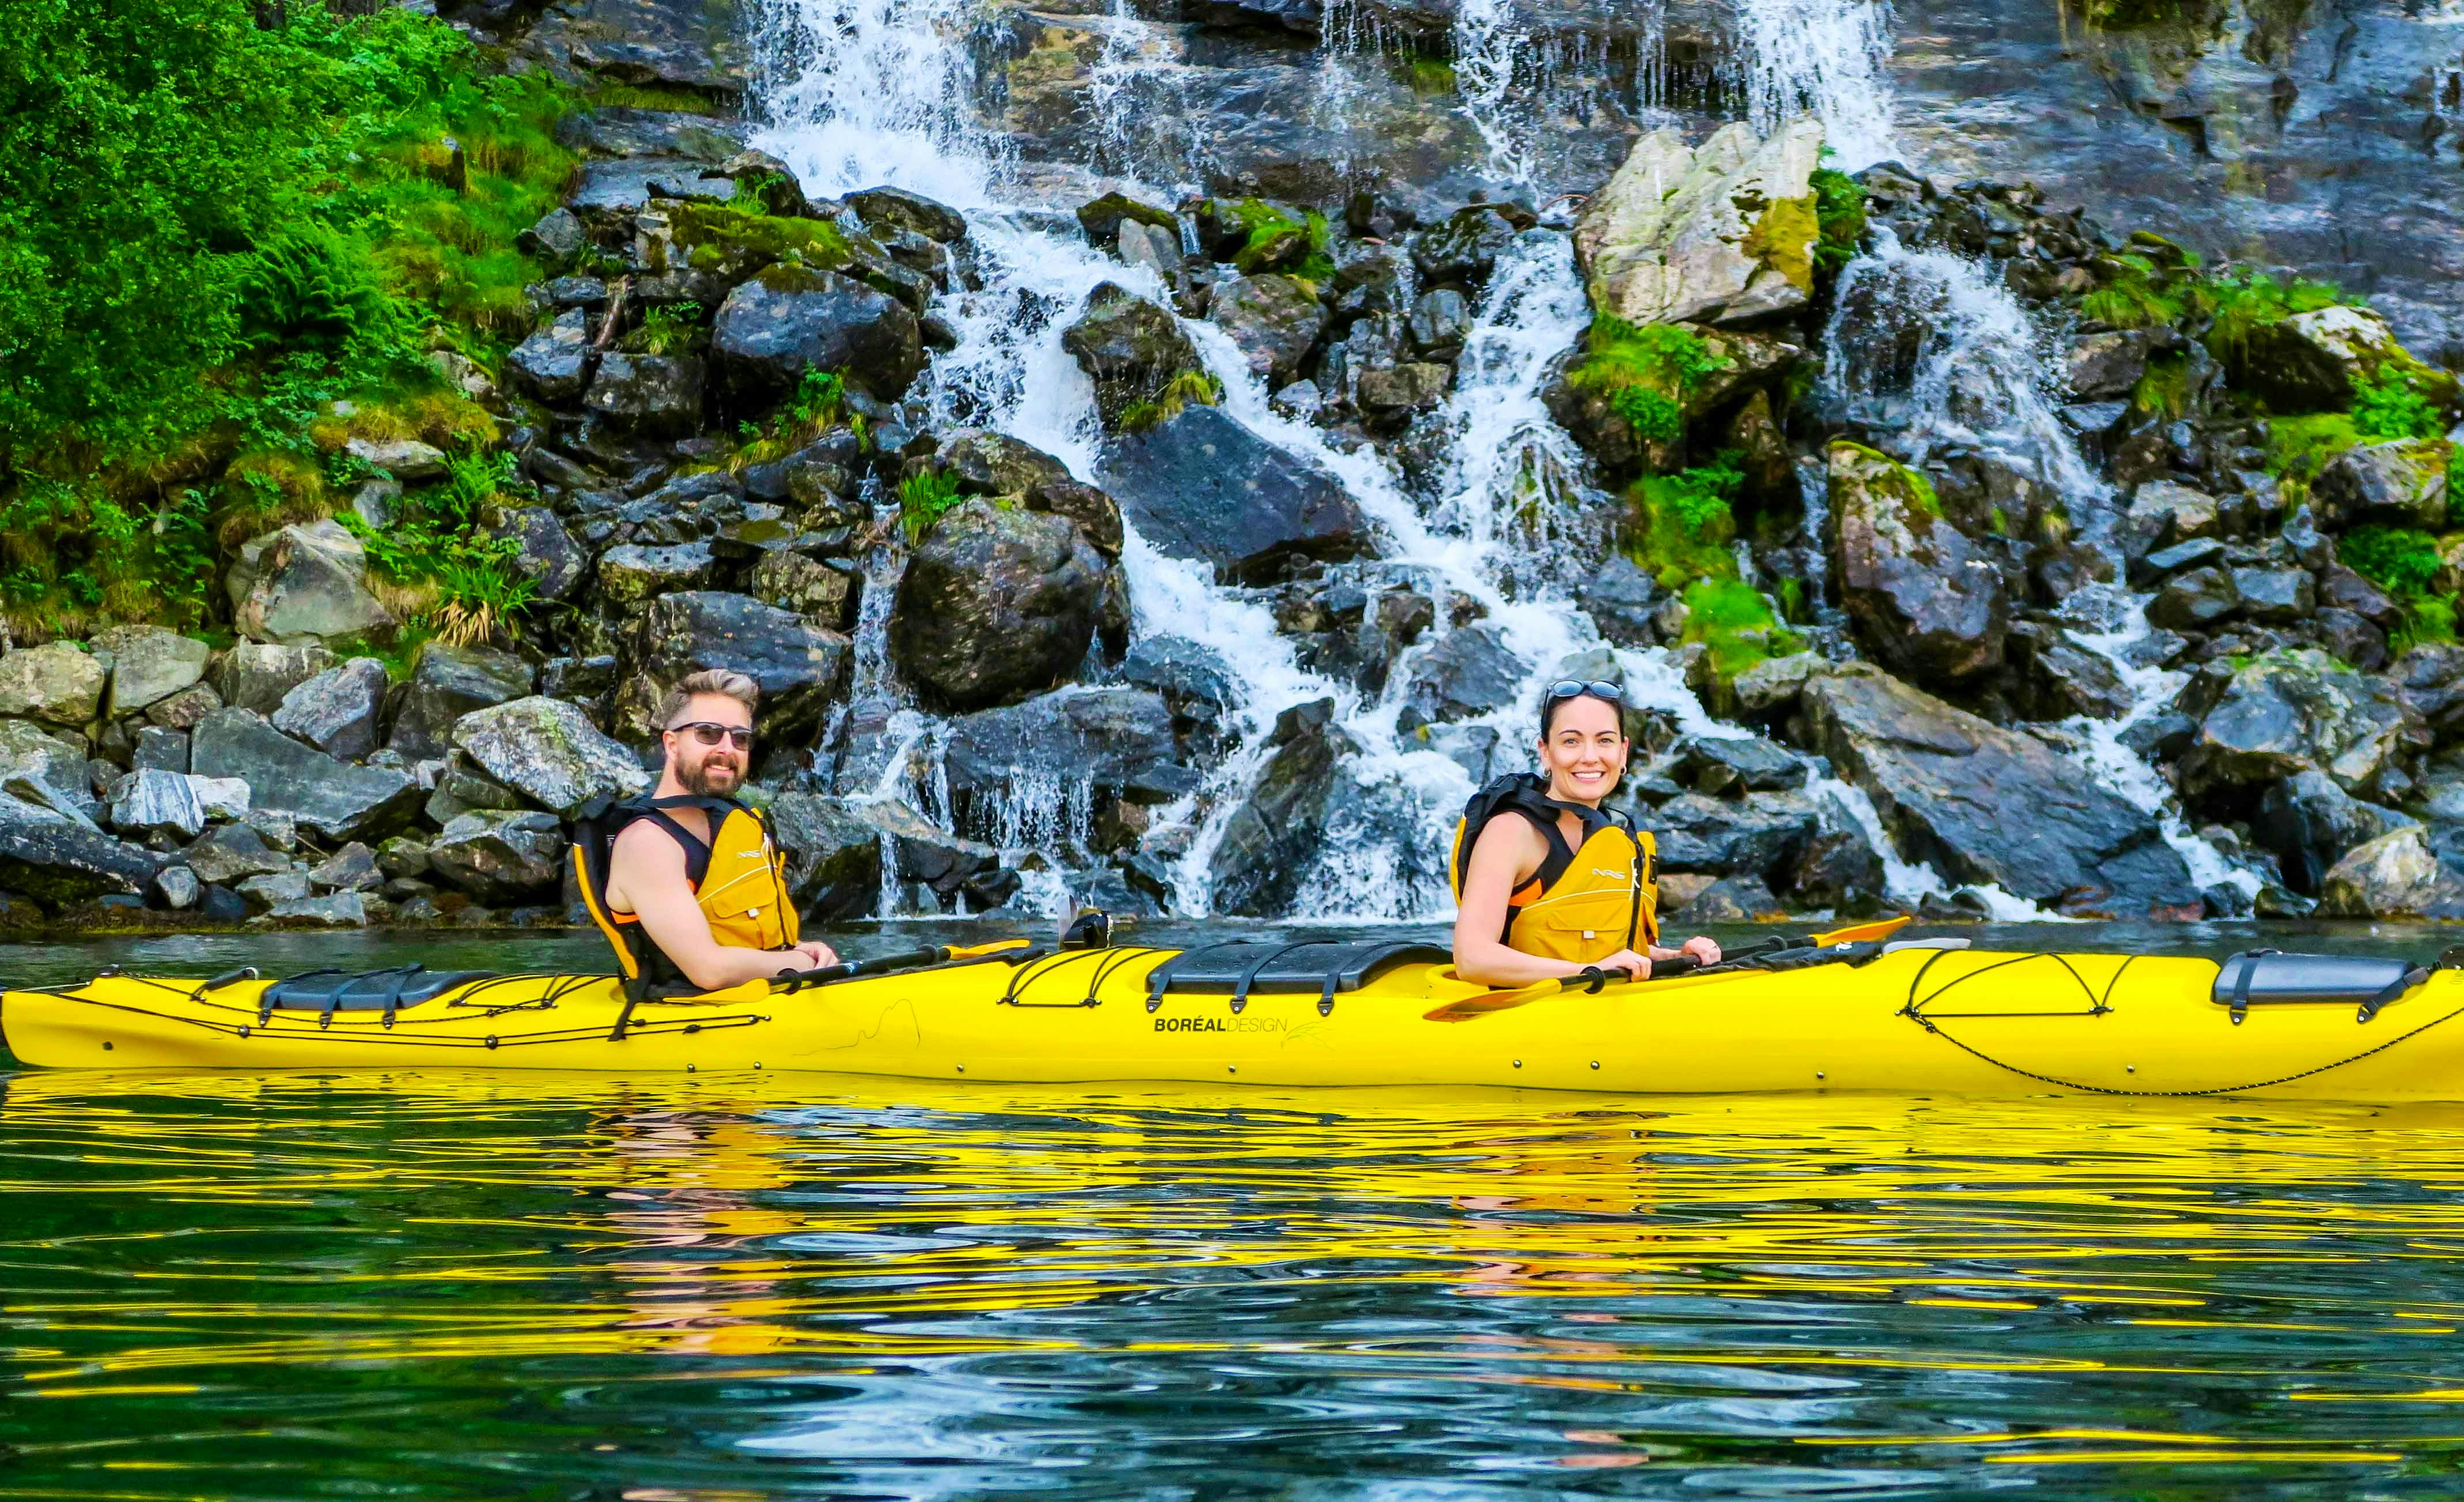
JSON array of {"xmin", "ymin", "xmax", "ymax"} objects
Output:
[{"xmin": 1729, "ymin": 0, "xmax": 1898, "ymax": 171}]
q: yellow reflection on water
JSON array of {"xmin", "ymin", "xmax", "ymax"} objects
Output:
[{"xmin": 8, "ymin": 1070, "xmax": 2464, "ymax": 1486}]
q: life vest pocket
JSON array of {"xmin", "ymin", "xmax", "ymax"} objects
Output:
[{"xmin": 1513, "ymin": 888, "xmax": 1640, "ymax": 962}]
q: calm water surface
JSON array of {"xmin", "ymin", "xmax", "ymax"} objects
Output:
[{"xmin": 7, "ymin": 922, "xmax": 2464, "ymax": 1499}]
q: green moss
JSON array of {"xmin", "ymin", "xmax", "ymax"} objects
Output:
[
  {"xmin": 1743, "ymin": 194, "xmax": 1819, "ymax": 296},
  {"xmin": 1569, "ymin": 319, "xmax": 1732, "ymax": 450},
  {"xmin": 1229, "ymin": 199, "xmax": 1308, "ymax": 275},
  {"xmin": 1810, "ymin": 168, "xmax": 1867, "ymax": 273},
  {"xmin": 2131, "ymin": 354, "xmax": 2196, "ymax": 420},
  {"xmin": 1681, "ymin": 579, "xmax": 1808, "ymax": 682},
  {"xmin": 2199, "ymin": 269, "xmax": 2345, "ymax": 366},
  {"xmin": 2083, "ymin": 252, "xmax": 2195, "ymax": 330},
  {"xmin": 2399, "ymin": 596, "xmax": 2461, "ymax": 655},
  {"xmin": 2341, "ymin": 526, "xmax": 2442, "ymax": 596},
  {"xmin": 666, "ymin": 202, "xmax": 852, "ymax": 271},
  {"xmin": 1406, "ymin": 58, "xmax": 1457, "ymax": 93},
  {"xmin": 1830, "ymin": 439, "xmax": 1942, "ymax": 519},
  {"xmin": 1116, "ymin": 369, "xmax": 1223, "ymax": 434},
  {"xmin": 1624, "ymin": 456, "xmax": 1743, "ymax": 589},
  {"xmin": 2264, "ymin": 412, "xmax": 2360, "ymax": 483}
]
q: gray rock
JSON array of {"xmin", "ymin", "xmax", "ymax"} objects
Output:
[
  {"xmin": 2065, "ymin": 328, "xmax": 2155, "ymax": 399},
  {"xmin": 1357, "ymin": 362, "xmax": 1452, "ymax": 414},
  {"xmin": 387, "ymin": 642, "xmax": 533, "ymax": 761},
  {"xmin": 1415, "ymin": 205, "xmax": 1522, "ymax": 286},
  {"xmin": 2319, "ymin": 825, "xmax": 2464, "ymax": 920},
  {"xmin": 259, "ymin": 892, "xmax": 371, "ymax": 928},
  {"xmin": 236, "ymin": 870, "xmax": 313, "ymax": 912},
  {"xmin": 889, "ymin": 502, "xmax": 1120, "ymax": 713},
  {"xmin": 711, "ymin": 266, "xmax": 925, "ymax": 404},
  {"xmin": 598, "ymin": 540, "xmax": 717, "ymax": 605},
  {"xmin": 1803, "ymin": 666, "xmax": 2201, "ymax": 917},
  {"xmin": 156, "ymin": 864, "xmax": 202, "ymax": 910},
  {"xmin": 133, "ymin": 726, "xmax": 190, "ymax": 774},
  {"xmin": 427, "ymin": 810, "xmax": 566, "ymax": 905},
  {"xmin": 309, "ymin": 842, "xmax": 382, "ymax": 894},
  {"xmin": 343, "ymin": 436, "xmax": 448, "ymax": 482},
  {"xmin": 849, "ymin": 797, "xmax": 1011, "ymax": 913},
  {"xmin": 2181, "ymin": 649, "xmax": 2423, "ymax": 805},
  {"xmin": 483, "ymin": 506, "xmax": 588, "ymax": 602},
  {"xmin": 940, "ymin": 688, "xmax": 1197, "ymax": 830},
  {"xmin": 107, "ymin": 769, "xmax": 205, "ymax": 839},
  {"xmin": 96, "ymin": 627, "xmax": 211, "ymax": 717},
  {"xmin": 451, "ymin": 697, "xmax": 652, "ymax": 815},
  {"xmin": 614, "ymin": 591, "xmax": 852, "ymax": 741},
  {"xmin": 584, "ymin": 353, "xmax": 705, "ymax": 436},
  {"xmin": 1830, "ymin": 441, "xmax": 2006, "ymax": 687},
  {"xmin": 516, "ymin": 206, "xmax": 587, "ymax": 262},
  {"xmin": 1650, "ymin": 791, "xmax": 1819, "ymax": 881},
  {"xmin": 847, "ymin": 186, "xmax": 969, "ymax": 244},
  {"xmin": 2232, "ymin": 566, "xmax": 2317, "ymax": 625},
  {"xmin": 2232, "ymin": 305, "xmax": 2422, "ymax": 412},
  {"xmin": 377, "ymin": 835, "xmax": 433, "ymax": 880},
  {"xmin": 0, "ymin": 793, "xmax": 160, "ymax": 905},
  {"xmin": 1679, "ymin": 873, "xmax": 1787, "ymax": 922},
  {"xmin": 505, "ymin": 308, "xmax": 594, "ymax": 402},
  {"xmin": 187, "ymin": 775, "xmax": 249, "ymax": 822},
  {"xmin": 1096, "ymin": 403, "xmax": 1370, "ymax": 584},
  {"xmin": 182, "ymin": 822, "xmax": 291, "ymax": 886},
  {"xmin": 1206, "ymin": 273, "xmax": 1327, "ymax": 386},
  {"xmin": 2008, "ymin": 623, "xmax": 2132, "ymax": 722},
  {"xmin": 1674, "ymin": 735, "xmax": 1807, "ymax": 795},
  {"xmin": 271, "ymin": 657, "xmax": 390, "ymax": 761},
  {"xmin": 2311, "ymin": 440, "xmax": 2452, "ymax": 530},
  {"xmin": 764, "ymin": 791, "xmax": 884, "ymax": 920},
  {"xmin": 0, "ymin": 718, "xmax": 99, "ymax": 824},
  {"xmin": 144, "ymin": 681, "xmax": 224, "ymax": 731},
  {"xmin": 2147, "ymin": 566, "xmax": 2242, "ymax": 631},
  {"xmin": 1061, "ymin": 282, "xmax": 1206, "ymax": 425},
  {"xmin": 1397, "ymin": 624, "xmax": 1528, "ymax": 734},
  {"xmin": 2126, "ymin": 536, "xmax": 2226, "ymax": 585},
  {"xmin": 1572, "ymin": 119, "xmax": 1823, "ymax": 326},
  {"xmin": 226, "ymin": 519, "xmax": 393, "ymax": 644},
  {"xmin": 0, "ymin": 643, "xmax": 105, "ymax": 727},
  {"xmin": 750, "ymin": 552, "xmax": 857, "ymax": 626},
  {"xmin": 1733, "ymin": 653, "xmax": 1830, "ymax": 718},
  {"xmin": 1579, "ymin": 555, "xmax": 1668, "ymax": 649},
  {"xmin": 191, "ymin": 708, "xmax": 420, "ymax": 842},
  {"xmin": 1208, "ymin": 700, "xmax": 1361, "ymax": 917},
  {"xmin": 1407, "ymin": 288, "xmax": 1471, "ymax": 360},
  {"xmin": 214, "ymin": 642, "xmax": 336, "ymax": 715},
  {"xmin": 2254, "ymin": 770, "xmax": 2418, "ymax": 895}
]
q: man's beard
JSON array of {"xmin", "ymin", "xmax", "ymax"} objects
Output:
[{"xmin": 677, "ymin": 755, "xmax": 741, "ymax": 796}]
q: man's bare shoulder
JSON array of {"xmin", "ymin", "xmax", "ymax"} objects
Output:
[{"xmin": 611, "ymin": 819, "xmax": 686, "ymax": 866}]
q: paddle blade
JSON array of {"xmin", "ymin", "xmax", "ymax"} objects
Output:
[
  {"xmin": 1811, "ymin": 914, "xmax": 1910, "ymax": 948},
  {"xmin": 944, "ymin": 939, "xmax": 1033, "ymax": 960},
  {"xmin": 1421, "ymin": 977, "xmax": 1565, "ymax": 1024}
]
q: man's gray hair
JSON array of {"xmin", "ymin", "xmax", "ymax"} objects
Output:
[{"xmin": 658, "ymin": 669, "xmax": 760, "ymax": 731}]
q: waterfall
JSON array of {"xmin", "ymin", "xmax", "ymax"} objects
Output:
[{"xmin": 1729, "ymin": 0, "xmax": 1898, "ymax": 172}]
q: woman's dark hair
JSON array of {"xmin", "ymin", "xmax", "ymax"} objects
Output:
[{"xmin": 1539, "ymin": 680, "xmax": 1627, "ymax": 740}]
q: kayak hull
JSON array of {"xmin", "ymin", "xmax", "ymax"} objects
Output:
[{"xmin": 8, "ymin": 948, "xmax": 2464, "ymax": 1099}]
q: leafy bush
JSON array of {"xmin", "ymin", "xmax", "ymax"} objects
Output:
[
  {"xmin": 2200, "ymin": 269, "xmax": 2345, "ymax": 366},
  {"xmin": 1571, "ymin": 319, "xmax": 1731, "ymax": 449},
  {"xmin": 2083, "ymin": 253, "xmax": 2193, "ymax": 330},
  {"xmin": 2340, "ymin": 527, "xmax": 2443, "ymax": 598},
  {"xmin": 896, "ymin": 469, "xmax": 966, "ymax": 545},
  {"xmin": 634, "ymin": 302, "xmax": 704, "ymax": 356},
  {"xmin": 2352, "ymin": 373, "xmax": 2444, "ymax": 442},
  {"xmin": 338, "ymin": 448, "xmax": 536, "ymax": 646},
  {"xmin": 1810, "ymin": 168, "xmax": 1867, "ymax": 272}
]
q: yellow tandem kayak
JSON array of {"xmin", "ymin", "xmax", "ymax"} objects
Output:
[{"xmin": 6, "ymin": 936, "xmax": 2464, "ymax": 1100}]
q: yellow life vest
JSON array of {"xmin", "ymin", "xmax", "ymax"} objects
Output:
[
  {"xmin": 570, "ymin": 794, "xmax": 800, "ymax": 997},
  {"xmin": 1449, "ymin": 774, "xmax": 1658, "ymax": 966}
]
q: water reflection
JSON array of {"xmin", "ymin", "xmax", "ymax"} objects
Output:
[{"xmin": 6, "ymin": 1070, "xmax": 2464, "ymax": 1497}]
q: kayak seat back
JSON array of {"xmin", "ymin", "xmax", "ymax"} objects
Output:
[
  {"xmin": 2212, "ymin": 950, "xmax": 2427, "ymax": 1023},
  {"xmin": 1145, "ymin": 939, "xmax": 1452, "ymax": 1016},
  {"xmin": 262, "ymin": 966, "xmax": 502, "ymax": 1013}
]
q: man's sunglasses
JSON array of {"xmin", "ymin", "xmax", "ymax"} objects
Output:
[
  {"xmin": 1547, "ymin": 679, "xmax": 1624, "ymax": 705},
  {"xmin": 668, "ymin": 721, "xmax": 756, "ymax": 749}
]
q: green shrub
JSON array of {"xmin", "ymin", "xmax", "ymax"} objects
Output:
[
  {"xmin": 633, "ymin": 301, "xmax": 704, "ymax": 356},
  {"xmin": 2340, "ymin": 527, "xmax": 2443, "ymax": 598},
  {"xmin": 1810, "ymin": 168, "xmax": 1867, "ymax": 272},
  {"xmin": 897, "ymin": 469, "xmax": 965, "ymax": 544},
  {"xmin": 2083, "ymin": 252, "xmax": 2192, "ymax": 330},
  {"xmin": 2352, "ymin": 372, "xmax": 2444, "ymax": 442},
  {"xmin": 1681, "ymin": 579, "xmax": 1807, "ymax": 682},
  {"xmin": 2200, "ymin": 269, "xmax": 2345, "ymax": 366},
  {"xmin": 338, "ymin": 449, "xmax": 536, "ymax": 646},
  {"xmin": 1570, "ymin": 319, "xmax": 1731, "ymax": 450}
]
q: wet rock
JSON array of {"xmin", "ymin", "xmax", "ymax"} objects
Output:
[
  {"xmin": 107, "ymin": 769, "xmax": 205, "ymax": 840},
  {"xmin": 505, "ymin": 309, "xmax": 594, "ymax": 402},
  {"xmin": 1396, "ymin": 624, "xmax": 1528, "ymax": 734},
  {"xmin": 214, "ymin": 643, "xmax": 335, "ymax": 716},
  {"xmin": 1061, "ymin": 282, "xmax": 1206, "ymax": 426},
  {"xmin": 1674, "ymin": 735, "xmax": 1807, "ymax": 795},
  {"xmin": 1095, "ymin": 404, "xmax": 1369, "ymax": 584},
  {"xmin": 2318, "ymin": 826, "xmax": 2464, "ymax": 920},
  {"xmin": 259, "ymin": 892, "xmax": 372, "ymax": 929},
  {"xmin": 1573, "ymin": 118, "xmax": 1824, "ymax": 327},
  {"xmin": 2126, "ymin": 536, "xmax": 2226, "ymax": 587},
  {"xmin": 1830, "ymin": 441, "xmax": 2005, "ymax": 687},
  {"xmin": 183, "ymin": 823, "xmax": 290, "ymax": 886},
  {"xmin": 2392, "ymin": 645, "xmax": 2464, "ymax": 744},
  {"xmin": 584, "ymin": 353, "xmax": 705, "ymax": 436},
  {"xmin": 1790, "ymin": 793, "xmax": 1888, "ymax": 915},
  {"xmin": 2181, "ymin": 649, "xmax": 2423, "ymax": 805},
  {"xmin": 1407, "ymin": 289, "xmax": 1471, "ymax": 361},
  {"xmin": 1207, "ymin": 273, "xmax": 1327, "ymax": 386},
  {"xmin": 1578, "ymin": 555, "xmax": 1669, "ymax": 649},
  {"xmin": 2253, "ymin": 770, "xmax": 2419, "ymax": 896},
  {"xmin": 309, "ymin": 842, "xmax": 382, "ymax": 894},
  {"xmin": 0, "ymin": 643, "xmax": 104, "ymax": 728},
  {"xmin": 452, "ymin": 697, "xmax": 652, "ymax": 815},
  {"xmin": 2317, "ymin": 608, "xmax": 2390, "ymax": 672},
  {"xmin": 1680, "ymin": 874, "xmax": 1787, "ymax": 922},
  {"xmin": 2117, "ymin": 480, "xmax": 2220, "ymax": 562},
  {"xmin": 1123, "ymin": 637, "xmax": 1236, "ymax": 740},
  {"xmin": 928, "ymin": 429, "xmax": 1126, "ymax": 555},
  {"xmin": 1208, "ymin": 699, "xmax": 1360, "ymax": 917},
  {"xmin": 2232, "ymin": 566, "xmax": 2317, "ymax": 625},
  {"xmin": 2311, "ymin": 440, "xmax": 2452, "ymax": 530},
  {"xmin": 1074, "ymin": 191, "xmax": 1178, "ymax": 249},
  {"xmin": 598, "ymin": 540, "xmax": 717, "ymax": 606},
  {"xmin": 711, "ymin": 266, "xmax": 924, "ymax": 406},
  {"xmin": 1414, "ymin": 205, "xmax": 1522, "ymax": 286},
  {"xmin": 750, "ymin": 552, "xmax": 857, "ymax": 626},
  {"xmin": 2232, "ymin": 305, "xmax": 2428, "ymax": 412},
  {"xmin": 849, "ymin": 797, "xmax": 1010, "ymax": 913},
  {"xmin": 847, "ymin": 186, "xmax": 969, "ymax": 245},
  {"xmin": 227, "ymin": 519, "xmax": 393, "ymax": 645},
  {"xmin": 1803, "ymin": 665, "xmax": 2199, "ymax": 917},
  {"xmin": 0, "ymin": 793, "xmax": 160, "ymax": 906},
  {"xmin": 387, "ymin": 642, "xmax": 534, "ymax": 761},
  {"xmin": 270, "ymin": 658, "xmax": 389, "ymax": 761},
  {"xmin": 941, "ymin": 688, "xmax": 1198, "ymax": 835},
  {"xmin": 517, "ymin": 0, "xmax": 748, "ymax": 99},
  {"xmin": 1652, "ymin": 791, "xmax": 1819, "ymax": 882},
  {"xmin": 1734, "ymin": 652, "xmax": 1831, "ymax": 720},
  {"xmin": 2147, "ymin": 566, "xmax": 2242, "ymax": 631},
  {"xmin": 2319, "ymin": 562, "xmax": 2402, "ymax": 630},
  {"xmin": 427, "ymin": 811, "xmax": 567, "ymax": 905},
  {"xmin": 2065, "ymin": 329, "xmax": 2158, "ymax": 399},
  {"xmin": 1357, "ymin": 362, "xmax": 1452, "ymax": 415},
  {"xmin": 192, "ymin": 709, "xmax": 419, "ymax": 842},
  {"xmin": 2008, "ymin": 623, "xmax": 2132, "ymax": 721},
  {"xmin": 764, "ymin": 791, "xmax": 883, "ymax": 920},
  {"xmin": 890, "ymin": 501, "xmax": 1116, "ymax": 713},
  {"xmin": 96, "ymin": 627, "xmax": 211, "ymax": 718},
  {"xmin": 482, "ymin": 505, "xmax": 588, "ymax": 602},
  {"xmin": 615, "ymin": 591, "xmax": 852, "ymax": 741}
]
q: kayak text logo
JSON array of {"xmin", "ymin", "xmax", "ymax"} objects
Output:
[{"xmin": 1153, "ymin": 1015, "xmax": 1290, "ymax": 1034}]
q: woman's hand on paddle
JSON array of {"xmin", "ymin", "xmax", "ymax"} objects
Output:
[
  {"xmin": 1679, "ymin": 936, "xmax": 1721, "ymax": 966},
  {"xmin": 1592, "ymin": 948, "xmax": 1652, "ymax": 982},
  {"xmin": 788, "ymin": 940, "xmax": 838, "ymax": 970}
]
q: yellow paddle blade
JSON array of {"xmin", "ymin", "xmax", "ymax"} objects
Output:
[
  {"xmin": 1811, "ymin": 914, "xmax": 1910, "ymax": 948},
  {"xmin": 1421, "ymin": 977, "xmax": 1567, "ymax": 1023},
  {"xmin": 943, "ymin": 939, "xmax": 1034, "ymax": 959}
]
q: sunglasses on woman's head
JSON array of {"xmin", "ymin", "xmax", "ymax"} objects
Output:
[
  {"xmin": 669, "ymin": 721, "xmax": 756, "ymax": 749},
  {"xmin": 1547, "ymin": 679, "xmax": 1623, "ymax": 704}
]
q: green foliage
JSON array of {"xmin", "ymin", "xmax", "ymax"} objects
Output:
[
  {"xmin": 2083, "ymin": 252, "xmax": 2193, "ymax": 331},
  {"xmin": 339, "ymin": 447, "xmax": 535, "ymax": 646},
  {"xmin": 2263, "ymin": 412, "xmax": 2361, "ymax": 483},
  {"xmin": 1118, "ymin": 370, "xmax": 1224, "ymax": 434},
  {"xmin": 1809, "ymin": 168, "xmax": 1867, "ymax": 273},
  {"xmin": 1293, "ymin": 210, "xmax": 1335, "ymax": 285},
  {"xmin": 2451, "ymin": 444, "xmax": 2464, "ymax": 506},
  {"xmin": 633, "ymin": 302, "xmax": 705, "ymax": 356},
  {"xmin": 1681, "ymin": 579, "xmax": 1807, "ymax": 682},
  {"xmin": 2394, "ymin": 595, "xmax": 2459, "ymax": 657},
  {"xmin": 1406, "ymin": 59, "xmax": 1458, "ymax": 93},
  {"xmin": 0, "ymin": 479, "xmax": 218, "ymax": 634},
  {"xmin": 1572, "ymin": 319, "xmax": 1732, "ymax": 451},
  {"xmin": 2340, "ymin": 527, "xmax": 2443, "ymax": 598},
  {"xmin": 896, "ymin": 469, "xmax": 965, "ymax": 545},
  {"xmin": 2200, "ymin": 269, "xmax": 2345, "ymax": 366},
  {"xmin": 1625, "ymin": 456, "xmax": 1744, "ymax": 588},
  {"xmin": 2130, "ymin": 355, "xmax": 2196, "ymax": 420},
  {"xmin": 2352, "ymin": 372, "xmax": 2444, "ymax": 442},
  {"xmin": 1229, "ymin": 199, "xmax": 1310, "ymax": 275}
]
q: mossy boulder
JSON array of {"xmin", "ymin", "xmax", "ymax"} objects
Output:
[
  {"xmin": 1572, "ymin": 118, "xmax": 1825, "ymax": 328},
  {"xmin": 710, "ymin": 264, "xmax": 925, "ymax": 404},
  {"xmin": 1829, "ymin": 441, "xmax": 2008, "ymax": 688}
]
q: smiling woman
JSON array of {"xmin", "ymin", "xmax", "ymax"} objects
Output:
[{"xmin": 1448, "ymin": 679, "xmax": 1721, "ymax": 988}]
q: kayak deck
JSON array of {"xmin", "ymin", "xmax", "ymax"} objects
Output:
[{"xmin": 7, "ymin": 944, "xmax": 2464, "ymax": 1100}]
